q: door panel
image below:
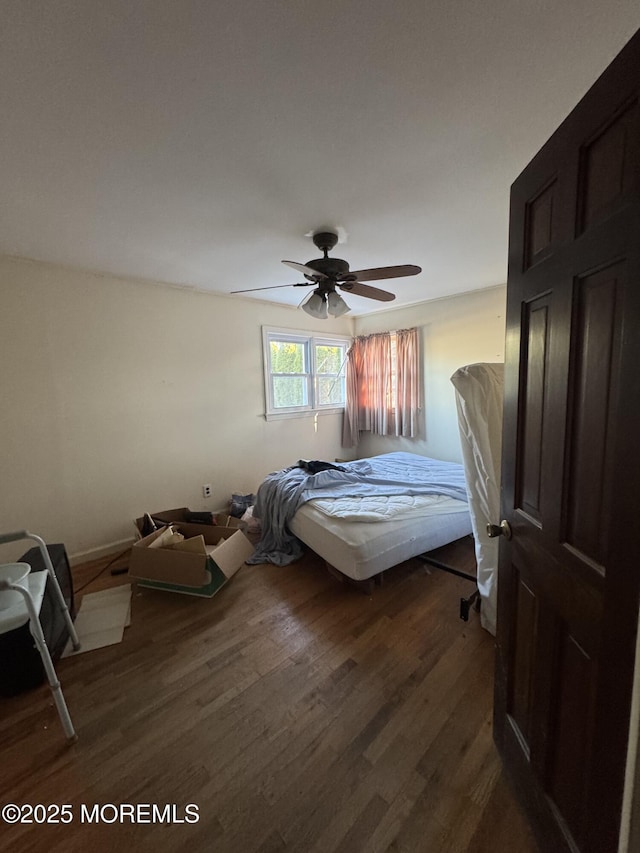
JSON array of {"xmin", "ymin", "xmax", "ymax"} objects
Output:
[
  {"xmin": 516, "ymin": 293, "xmax": 551, "ymax": 523},
  {"xmin": 525, "ymin": 179, "xmax": 557, "ymax": 266},
  {"xmin": 578, "ymin": 100, "xmax": 639, "ymax": 233},
  {"xmin": 495, "ymin": 29, "xmax": 640, "ymax": 853},
  {"xmin": 545, "ymin": 627, "xmax": 596, "ymax": 851},
  {"xmin": 565, "ymin": 263, "xmax": 623, "ymax": 569},
  {"xmin": 508, "ymin": 570, "xmax": 537, "ymax": 748}
]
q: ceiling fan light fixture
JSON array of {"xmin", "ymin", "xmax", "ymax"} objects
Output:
[
  {"xmin": 327, "ymin": 291, "xmax": 350, "ymax": 317},
  {"xmin": 301, "ymin": 290, "xmax": 328, "ymax": 319}
]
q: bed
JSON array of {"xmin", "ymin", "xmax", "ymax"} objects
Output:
[{"xmin": 247, "ymin": 451, "xmax": 473, "ymax": 584}]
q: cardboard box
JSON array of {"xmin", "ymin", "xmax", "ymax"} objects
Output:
[
  {"xmin": 129, "ymin": 523, "xmax": 254, "ymax": 598},
  {"xmin": 215, "ymin": 514, "xmax": 244, "ymax": 530},
  {"xmin": 134, "ymin": 506, "xmax": 246, "ymax": 536}
]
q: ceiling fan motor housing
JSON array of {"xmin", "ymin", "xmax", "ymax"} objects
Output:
[{"xmin": 304, "ymin": 256, "xmax": 350, "ymax": 281}]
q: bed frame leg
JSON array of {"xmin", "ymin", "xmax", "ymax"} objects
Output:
[
  {"xmin": 324, "ymin": 561, "xmax": 375, "ymax": 595},
  {"xmin": 324, "ymin": 561, "xmax": 345, "ymax": 584},
  {"xmin": 460, "ymin": 588, "xmax": 481, "ymax": 622}
]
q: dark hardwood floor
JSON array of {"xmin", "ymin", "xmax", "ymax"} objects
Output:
[{"xmin": 0, "ymin": 537, "xmax": 539, "ymax": 852}]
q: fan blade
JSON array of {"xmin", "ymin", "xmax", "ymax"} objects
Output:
[
  {"xmin": 339, "ymin": 264, "xmax": 421, "ymax": 282},
  {"xmin": 282, "ymin": 260, "xmax": 328, "ymax": 278},
  {"xmin": 339, "ymin": 281, "xmax": 396, "ymax": 302},
  {"xmin": 231, "ymin": 282, "xmax": 313, "ymax": 294}
]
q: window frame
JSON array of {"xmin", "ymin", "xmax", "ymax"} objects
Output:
[{"xmin": 262, "ymin": 326, "xmax": 351, "ymax": 420}]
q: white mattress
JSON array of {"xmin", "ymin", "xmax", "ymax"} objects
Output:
[
  {"xmin": 289, "ymin": 496, "xmax": 472, "ymax": 581},
  {"xmin": 309, "ymin": 493, "xmax": 468, "ymax": 522}
]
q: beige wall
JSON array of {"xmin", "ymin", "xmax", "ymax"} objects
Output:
[
  {"xmin": 0, "ymin": 256, "xmax": 353, "ymax": 560},
  {"xmin": 0, "ymin": 255, "xmax": 506, "ymax": 562},
  {"xmin": 352, "ymin": 285, "xmax": 506, "ymax": 462}
]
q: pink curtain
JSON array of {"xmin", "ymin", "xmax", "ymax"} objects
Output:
[
  {"xmin": 394, "ymin": 327, "xmax": 419, "ymax": 437},
  {"xmin": 342, "ymin": 328, "xmax": 419, "ymax": 447}
]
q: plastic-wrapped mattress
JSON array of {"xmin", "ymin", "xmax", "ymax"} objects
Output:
[{"xmin": 450, "ymin": 362, "xmax": 504, "ymax": 635}]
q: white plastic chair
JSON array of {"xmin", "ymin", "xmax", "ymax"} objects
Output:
[{"xmin": 0, "ymin": 530, "xmax": 81, "ymax": 742}]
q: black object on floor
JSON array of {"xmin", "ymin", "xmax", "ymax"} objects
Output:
[
  {"xmin": 140, "ymin": 513, "xmax": 158, "ymax": 537},
  {"xmin": 185, "ymin": 511, "xmax": 215, "ymax": 525},
  {"xmin": 416, "ymin": 551, "xmax": 480, "ymax": 622},
  {"xmin": 0, "ymin": 543, "xmax": 76, "ymax": 697}
]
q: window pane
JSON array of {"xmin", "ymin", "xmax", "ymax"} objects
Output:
[
  {"xmin": 273, "ymin": 376, "xmax": 308, "ymax": 409},
  {"xmin": 315, "ymin": 344, "xmax": 344, "ymax": 375},
  {"xmin": 317, "ymin": 376, "xmax": 345, "ymax": 406},
  {"xmin": 270, "ymin": 340, "xmax": 306, "ymax": 374}
]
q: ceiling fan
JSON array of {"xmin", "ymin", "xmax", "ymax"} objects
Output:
[{"xmin": 231, "ymin": 230, "xmax": 421, "ymax": 318}]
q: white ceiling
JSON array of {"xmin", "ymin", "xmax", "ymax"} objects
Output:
[{"xmin": 2, "ymin": 2, "xmax": 639, "ymax": 315}]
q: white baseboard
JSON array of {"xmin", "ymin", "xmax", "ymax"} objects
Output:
[{"xmin": 68, "ymin": 537, "xmax": 136, "ymax": 567}]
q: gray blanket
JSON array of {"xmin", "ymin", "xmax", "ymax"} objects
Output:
[{"xmin": 246, "ymin": 452, "xmax": 469, "ymax": 566}]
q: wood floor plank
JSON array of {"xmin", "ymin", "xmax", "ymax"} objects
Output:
[{"xmin": 0, "ymin": 538, "xmax": 539, "ymax": 852}]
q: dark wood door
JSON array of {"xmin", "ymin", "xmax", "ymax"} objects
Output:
[{"xmin": 495, "ymin": 30, "xmax": 640, "ymax": 853}]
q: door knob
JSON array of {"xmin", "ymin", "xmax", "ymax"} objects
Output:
[{"xmin": 487, "ymin": 520, "xmax": 512, "ymax": 540}]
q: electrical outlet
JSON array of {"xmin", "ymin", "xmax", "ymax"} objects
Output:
[{"xmin": 202, "ymin": 484, "xmax": 212, "ymax": 498}]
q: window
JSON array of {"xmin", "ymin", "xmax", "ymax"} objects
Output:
[{"xmin": 262, "ymin": 327, "xmax": 350, "ymax": 419}]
